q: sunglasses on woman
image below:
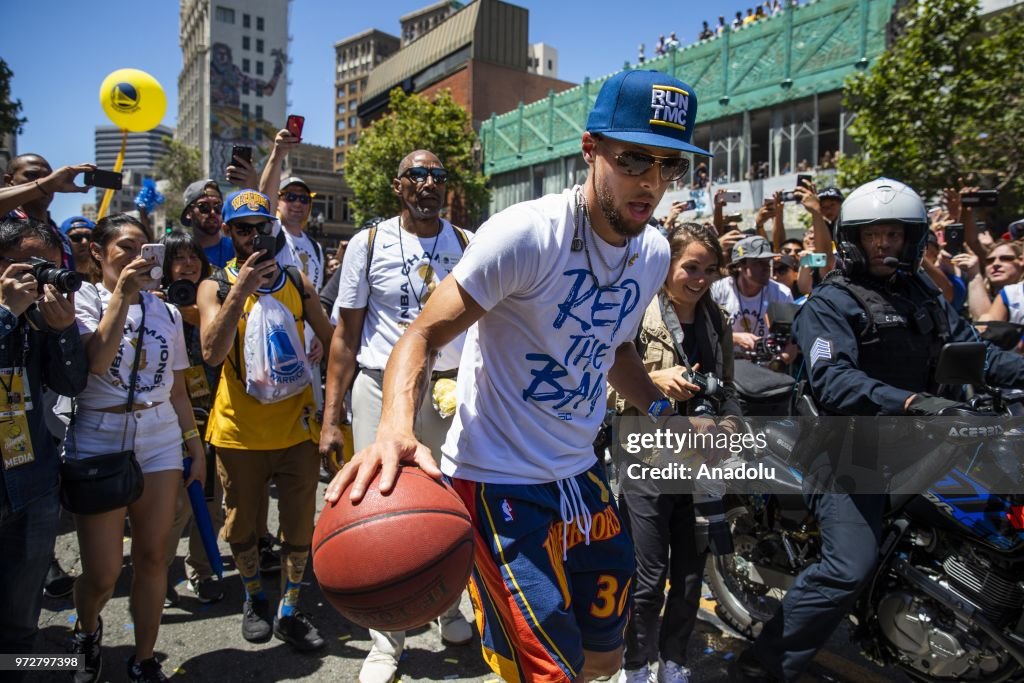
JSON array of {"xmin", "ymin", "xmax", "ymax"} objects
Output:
[
  {"xmin": 595, "ymin": 135, "xmax": 690, "ymax": 182},
  {"xmin": 401, "ymin": 167, "xmax": 449, "ymax": 185},
  {"xmin": 280, "ymin": 192, "xmax": 311, "ymax": 204},
  {"xmin": 986, "ymin": 254, "xmax": 1018, "ymax": 265}
]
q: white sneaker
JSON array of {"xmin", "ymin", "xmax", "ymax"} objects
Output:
[
  {"xmin": 657, "ymin": 659, "xmax": 691, "ymax": 683},
  {"xmin": 620, "ymin": 665, "xmax": 655, "ymax": 683},
  {"xmin": 438, "ymin": 611, "xmax": 473, "ymax": 645},
  {"xmin": 359, "ymin": 643, "xmax": 398, "ymax": 683}
]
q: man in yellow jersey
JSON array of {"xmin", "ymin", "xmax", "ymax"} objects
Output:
[{"xmin": 196, "ymin": 189, "xmax": 333, "ymax": 652}]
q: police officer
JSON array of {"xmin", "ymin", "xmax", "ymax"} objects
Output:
[{"xmin": 730, "ymin": 178, "xmax": 1024, "ymax": 682}]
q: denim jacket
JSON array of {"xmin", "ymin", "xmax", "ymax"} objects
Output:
[{"xmin": 0, "ymin": 305, "xmax": 88, "ymax": 513}]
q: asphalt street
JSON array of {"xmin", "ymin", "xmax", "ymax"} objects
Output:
[{"xmin": 30, "ymin": 480, "xmax": 909, "ymax": 682}]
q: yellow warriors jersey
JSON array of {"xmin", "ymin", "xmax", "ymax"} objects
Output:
[{"xmin": 206, "ymin": 263, "xmax": 316, "ymax": 450}]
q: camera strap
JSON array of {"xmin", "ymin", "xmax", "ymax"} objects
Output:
[
  {"xmin": 658, "ymin": 291, "xmax": 695, "ymax": 374},
  {"xmin": 69, "ymin": 294, "xmax": 147, "ymax": 456}
]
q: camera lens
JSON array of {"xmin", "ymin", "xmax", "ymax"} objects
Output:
[
  {"xmin": 52, "ymin": 269, "xmax": 84, "ymax": 293},
  {"xmin": 166, "ymin": 279, "xmax": 197, "ymax": 307}
]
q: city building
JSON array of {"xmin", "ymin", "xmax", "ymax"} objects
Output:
[
  {"xmin": 527, "ymin": 42, "xmax": 558, "ymax": 79},
  {"xmin": 359, "ymin": 0, "xmax": 575, "ymax": 131},
  {"xmin": 333, "ymin": 30, "xmax": 401, "ymax": 171},
  {"xmin": 0, "ymin": 131, "xmax": 15, "ymax": 176},
  {"xmin": 481, "ymin": 0, "xmax": 897, "ymax": 217},
  {"xmin": 400, "ymin": 0, "xmax": 464, "ymax": 46},
  {"xmin": 276, "ymin": 142, "xmax": 355, "ymax": 243},
  {"xmin": 178, "ymin": 0, "xmax": 289, "ymax": 180},
  {"xmin": 80, "ymin": 203, "xmax": 97, "ymax": 223},
  {"xmin": 93, "ymin": 125, "xmax": 175, "ymax": 217}
]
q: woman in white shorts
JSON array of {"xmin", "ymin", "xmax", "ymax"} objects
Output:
[{"xmin": 66, "ymin": 214, "xmax": 206, "ymax": 683}]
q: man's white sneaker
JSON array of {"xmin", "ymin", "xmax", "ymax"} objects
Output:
[
  {"xmin": 657, "ymin": 659, "xmax": 691, "ymax": 683},
  {"xmin": 620, "ymin": 665, "xmax": 655, "ymax": 683},
  {"xmin": 438, "ymin": 612, "xmax": 473, "ymax": 645},
  {"xmin": 358, "ymin": 643, "xmax": 398, "ymax": 683}
]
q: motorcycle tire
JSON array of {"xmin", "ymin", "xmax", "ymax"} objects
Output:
[{"xmin": 705, "ymin": 499, "xmax": 789, "ymax": 639}]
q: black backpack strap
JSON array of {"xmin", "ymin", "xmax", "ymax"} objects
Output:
[
  {"xmin": 283, "ymin": 265, "xmax": 308, "ymax": 322},
  {"xmin": 364, "ymin": 225, "xmax": 379, "ymax": 281},
  {"xmin": 452, "ymin": 225, "xmax": 469, "ymax": 252},
  {"xmin": 209, "ymin": 267, "xmax": 232, "ymax": 304}
]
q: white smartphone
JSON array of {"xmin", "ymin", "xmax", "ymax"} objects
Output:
[
  {"xmin": 140, "ymin": 243, "xmax": 165, "ymax": 289},
  {"xmin": 724, "ymin": 190, "xmax": 742, "ymax": 203}
]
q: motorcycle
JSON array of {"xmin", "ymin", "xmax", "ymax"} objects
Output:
[{"xmin": 707, "ymin": 342, "xmax": 1024, "ymax": 681}]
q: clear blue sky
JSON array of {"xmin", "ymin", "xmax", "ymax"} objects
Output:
[{"xmin": 6, "ymin": 0, "xmax": 731, "ymax": 222}]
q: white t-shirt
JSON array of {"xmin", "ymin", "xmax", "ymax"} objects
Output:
[
  {"xmin": 711, "ymin": 276, "xmax": 793, "ymax": 339},
  {"xmin": 441, "ymin": 187, "xmax": 670, "ymax": 484},
  {"xmin": 277, "ymin": 226, "xmax": 323, "ymax": 291},
  {"xmin": 1000, "ymin": 282, "xmax": 1024, "ymax": 325},
  {"xmin": 75, "ymin": 284, "xmax": 190, "ymax": 409},
  {"xmin": 334, "ymin": 217, "xmax": 470, "ymax": 372}
]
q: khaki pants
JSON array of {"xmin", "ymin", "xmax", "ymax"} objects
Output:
[
  {"xmin": 216, "ymin": 442, "xmax": 319, "ymax": 551},
  {"xmin": 352, "ymin": 369, "xmax": 461, "ymax": 658}
]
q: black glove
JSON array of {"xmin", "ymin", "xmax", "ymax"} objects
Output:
[{"xmin": 906, "ymin": 393, "xmax": 967, "ymax": 416}]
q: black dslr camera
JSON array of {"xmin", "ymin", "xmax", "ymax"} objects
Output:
[
  {"xmin": 164, "ymin": 279, "xmax": 198, "ymax": 307},
  {"xmin": 24, "ymin": 257, "xmax": 83, "ymax": 294},
  {"xmin": 684, "ymin": 368, "xmax": 726, "ymax": 416}
]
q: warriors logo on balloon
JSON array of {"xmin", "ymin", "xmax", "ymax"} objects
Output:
[{"xmin": 99, "ymin": 68, "xmax": 167, "ymax": 132}]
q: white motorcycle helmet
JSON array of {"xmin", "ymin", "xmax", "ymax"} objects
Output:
[{"xmin": 835, "ymin": 177, "xmax": 929, "ymax": 275}]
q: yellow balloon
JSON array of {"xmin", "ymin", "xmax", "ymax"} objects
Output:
[{"xmin": 98, "ymin": 69, "xmax": 167, "ymax": 132}]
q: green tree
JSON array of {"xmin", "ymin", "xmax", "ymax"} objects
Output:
[
  {"xmin": 838, "ymin": 0, "xmax": 1024, "ymax": 218},
  {"xmin": 345, "ymin": 88, "xmax": 489, "ymax": 227},
  {"xmin": 0, "ymin": 58, "xmax": 27, "ymax": 139},
  {"xmin": 154, "ymin": 136, "xmax": 203, "ymax": 227}
]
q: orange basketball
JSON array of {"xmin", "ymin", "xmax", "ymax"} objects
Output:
[{"xmin": 312, "ymin": 467, "xmax": 475, "ymax": 631}]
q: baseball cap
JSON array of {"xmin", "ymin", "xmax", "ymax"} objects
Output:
[
  {"xmin": 279, "ymin": 176, "xmax": 312, "ymax": 194},
  {"xmin": 732, "ymin": 235, "xmax": 778, "ymax": 262},
  {"xmin": 586, "ymin": 70, "xmax": 711, "ymax": 156},
  {"xmin": 817, "ymin": 186, "xmax": 844, "ymax": 202},
  {"xmin": 60, "ymin": 216, "xmax": 94, "ymax": 234},
  {"xmin": 180, "ymin": 179, "xmax": 222, "ymax": 226},
  {"xmin": 776, "ymin": 254, "xmax": 797, "ymax": 270},
  {"xmin": 222, "ymin": 189, "xmax": 273, "ymax": 224}
]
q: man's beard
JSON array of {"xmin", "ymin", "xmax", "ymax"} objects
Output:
[{"xmin": 595, "ymin": 172, "xmax": 647, "ymax": 238}]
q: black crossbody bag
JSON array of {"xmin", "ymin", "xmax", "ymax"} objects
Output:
[{"xmin": 59, "ymin": 300, "xmax": 147, "ymax": 515}]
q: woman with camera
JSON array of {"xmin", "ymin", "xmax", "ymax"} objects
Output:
[
  {"xmin": 158, "ymin": 230, "xmax": 227, "ymax": 606},
  {"xmin": 66, "ymin": 215, "xmax": 205, "ymax": 683},
  {"xmin": 613, "ymin": 223, "xmax": 743, "ymax": 683}
]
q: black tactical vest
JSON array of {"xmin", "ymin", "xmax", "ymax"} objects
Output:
[{"xmin": 828, "ymin": 272, "xmax": 949, "ymax": 394}]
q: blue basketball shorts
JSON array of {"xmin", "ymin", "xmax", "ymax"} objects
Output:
[{"xmin": 449, "ymin": 459, "xmax": 636, "ymax": 683}]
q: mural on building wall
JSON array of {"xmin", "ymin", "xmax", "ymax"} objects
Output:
[{"xmin": 209, "ymin": 42, "xmax": 286, "ymax": 177}]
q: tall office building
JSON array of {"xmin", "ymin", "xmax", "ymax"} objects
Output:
[
  {"xmin": 94, "ymin": 124, "xmax": 175, "ymax": 215},
  {"xmin": 333, "ymin": 30, "xmax": 400, "ymax": 171},
  {"xmin": 178, "ymin": 0, "xmax": 289, "ymax": 179}
]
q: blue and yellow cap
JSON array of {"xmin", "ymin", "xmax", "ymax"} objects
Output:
[{"xmin": 222, "ymin": 189, "xmax": 273, "ymax": 224}]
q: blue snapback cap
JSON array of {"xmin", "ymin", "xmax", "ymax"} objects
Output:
[
  {"xmin": 586, "ymin": 70, "xmax": 710, "ymax": 157},
  {"xmin": 60, "ymin": 216, "xmax": 95, "ymax": 234},
  {"xmin": 222, "ymin": 189, "xmax": 273, "ymax": 224}
]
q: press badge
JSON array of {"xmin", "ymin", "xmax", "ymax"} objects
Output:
[
  {"xmin": 0, "ymin": 368, "xmax": 35, "ymax": 469},
  {"xmin": 184, "ymin": 365, "xmax": 211, "ymax": 400},
  {"xmin": 0, "ymin": 415, "xmax": 34, "ymax": 470}
]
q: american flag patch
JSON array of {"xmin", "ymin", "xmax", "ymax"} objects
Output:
[{"xmin": 809, "ymin": 338, "xmax": 833, "ymax": 368}]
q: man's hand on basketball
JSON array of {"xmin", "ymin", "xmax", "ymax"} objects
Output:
[{"xmin": 324, "ymin": 434, "xmax": 442, "ymax": 505}]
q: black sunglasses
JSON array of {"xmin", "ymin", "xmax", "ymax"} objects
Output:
[
  {"xmin": 194, "ymin": 202, "xmax": 223, "ymax": 215},
  {"xmin": 67, "ymin": 233, "xmax": 91, "ymax": 243},
  {"xmin": 401, "ymin": 167, "xmax": 449, "ymax": 185},
  {"xmin": 597, "ymin": 138, "xmax": 690, "ymax": 182},
  {"xmin": 280, "ymin": 192, "xmax": 311, "ymax": 204},
  {"xmin": 230, "ymin": 220, "xmax": 273, "ymax": 236}
]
